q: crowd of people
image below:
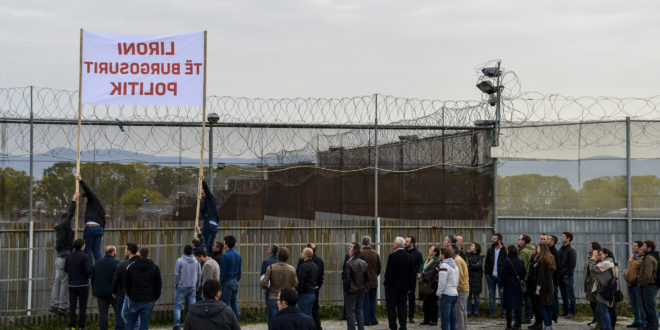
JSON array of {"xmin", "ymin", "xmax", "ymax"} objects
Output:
[
  {"xmin": 47, "ymin": 177, "xmax": 660, "ymax": 330},
  {"xmin": 381, "ymin": 233, "xmax": 660, "ymax": 330}
]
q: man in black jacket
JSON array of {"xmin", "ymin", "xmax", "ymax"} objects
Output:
[
  {"xmin": 343, "ymin": 244, "xmax": 371, "ymax": 330},
  {"xmin": 271, "ymin": 287, "xmax": 316, "ymax": 330},
  {"xmin": 112, "ymin": 242, "xmax": 139, "ymax": 329},
  {"xmin": 340, "ymin": 242, "xmax": 356, "ymax": 321},
  {"xmin": 125, "ymin": 247, "xmax": 162, "ymax": 330},
  {"xmin": 297, "ymin": 242, "xmax": 324, "ymax": 330},
  {"xmin": 65, "ymin": 238, "xmax": 92, "ymax": 329},
  {"xmin": 93, "ymin": 245, "xmax": 119, "ymax": 330},
  {"xmin": 385, "ymin": 237, "xmax": 415, "ymax": 330},
  {"xmin": 405, "ymin": 236, "xmax": 424, "ymax": 323},
  {"xmin": 484, "ymin": 233, "xmax": 506, "ymax": 316},
  {"xmin": 297, "ymin": 247, "xmax": 320, "ymax": 318},
  {"xmin": 50, "ymin": 191, "xmax": 78, "ymax": 316},
  {"xmin": 197, "ymin": 174, "xmax": 219, "ymax": 256},
  {"xmin": 557, "ymin": 232, "xmax": 577, "ymax": 318},
  {"xmin": 184, "ymin": 279, "xmax": 240, "ymax": 330},
  {"xmin": 77, "ymin": 175, "xmax": 106, "ymax": 265}
]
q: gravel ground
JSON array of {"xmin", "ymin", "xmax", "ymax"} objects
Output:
[{"xmin": 155, "ymin": 315, "xmax": 633, "ymax": 329}]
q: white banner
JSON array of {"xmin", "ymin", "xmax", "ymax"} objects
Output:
[{"xmin": 81, "ymin": 30, "xmax": 205, "ymax": 106}]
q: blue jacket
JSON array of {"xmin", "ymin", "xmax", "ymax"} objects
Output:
[
  {"xmin": 260, "ymin": 255, "xmax": 277, "ymax": 276},
  {"xmin": 220, "ymin": 248, "xmax": 242, "ymax": 283},
  {"xmin": 270, "ymin": 307, "xmax": 315, "ymax": 330},
  {"xmin": 175, "ymin": 254, "xmax": 202, "ymax": 288},
  {"xmin": 201, "ymin": 180, "xmax": 219, "ymax": 223},
  {"xmin": 92, "ymin": 254, "xmax": 119, "ymax": 297}
]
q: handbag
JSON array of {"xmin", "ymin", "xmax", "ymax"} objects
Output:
[
  {"xmin": 418, "ymin": 279, "xmax": 436, "ymax": 298},
  {"xmin": 508, "ymin": 259, "xmax": 526, "ymax": 294}
]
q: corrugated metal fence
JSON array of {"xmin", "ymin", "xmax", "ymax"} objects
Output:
[
  {"xmin": 0, "ymin": 218, "xmax": 494, "ymax": 316},
  {"xmin": 4, "ymin": 216, "xmax": 659, "ymax": 317}
]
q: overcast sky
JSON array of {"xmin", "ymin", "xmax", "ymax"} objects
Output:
[{"xmin": 1, "ymin": 0, "xmax": 659, "ymax": 100}]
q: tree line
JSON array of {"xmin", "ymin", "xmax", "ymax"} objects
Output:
[{"xmin": 1, "ymin": 162, "xmax": 659, "ymax": 220}]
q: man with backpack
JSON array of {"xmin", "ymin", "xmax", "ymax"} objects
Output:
[{"xmin": 639, "ymin": 240, "xmax": 659, "ymax": 330}]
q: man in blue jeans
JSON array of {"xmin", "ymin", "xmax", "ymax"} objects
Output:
[
  {"xmin": 173, "ymin": 244, "xmax": 201, "ymax": 330},
  {"xmin": 484, "ymin": 233, "xmax": 505, "ymax": 316},
  {"xmin": 77, "ymin": 175, "xmax": 106, "ymax": 264},
  {"xmin": 125, "ymin": 247, "xmax": 162, "ymax": 330},
  {"xmin": 297, "ymin": 247, "xmax": 320, "ymax": 317},
  {"xmin": 112, "ymin": 242, "xmax": 140, "ymax": 330},
  {"xmin": 640, "ymin": 240, "xmax": 659, "ymax": 330},
  {"xmin": 199, "ymin": 175, "xmax": 219, "ymax": 256},
  {"xmin": 624, "ymin": 241, "xmax": 647, "ymax": 328},
  {"xmin": 220, "ymin": 235, "xmax": 242, "ymax": 322}
]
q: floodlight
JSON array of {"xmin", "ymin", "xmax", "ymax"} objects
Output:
[
  {"xmin": 476, "ymin": 81, "xmax": 497, "ymax": 94},
  {"xmin": 207, "ymin": 112, "xmax": 220, "ymax": 124},
  {"xmin": 481, "ymin": 67, "xmax": 502, "ymax": 78}
]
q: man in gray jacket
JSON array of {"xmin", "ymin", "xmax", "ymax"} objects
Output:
[
  {"xmin": 174, "ymin": 245, "xmax": 202, "ymax": 330},
  {"xmin": 195, "ymin": 249, "xmax": 220, "ymax": 296}
]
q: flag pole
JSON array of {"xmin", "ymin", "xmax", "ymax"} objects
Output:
[
  {"xmin": 194, "ymin": 30, "xmax": 208, "ymax": 235},
  {"xmin": 74, "ymin": 28, "xmax": 83, "ymax": 239}
]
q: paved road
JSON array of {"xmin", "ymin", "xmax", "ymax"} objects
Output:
[{"xmin": 157, "ymin": 315, "xmax": 633, "ymax": 329}]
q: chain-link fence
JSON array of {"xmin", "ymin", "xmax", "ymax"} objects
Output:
[{"xmin": 2, "ymin": 83, "xmax": 660, "ymax": 319}]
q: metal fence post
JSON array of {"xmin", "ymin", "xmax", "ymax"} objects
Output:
[
  {"xmin": 27, "ymin": 85, "xmax": 34, "ymax": 316},
  {"xmin": 374, "ymin": 93, "xmax": 381, "ymax": 301},
  {"xmin": 626, "ymin": 117, "xmax": 632, "ymax": 258}
]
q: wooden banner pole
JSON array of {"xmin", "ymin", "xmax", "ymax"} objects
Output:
[
  {"xmin": 194, "ymin": 31, "xmax": 208, "ymax": 235},
  {"xmin": 74, "ymin": 28, "xmax": 83, "ymax": 239}
]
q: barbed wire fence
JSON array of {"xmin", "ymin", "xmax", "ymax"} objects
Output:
[{"xmin": 2, "ymin": 63, "xmax": 660, "ymax": 319}]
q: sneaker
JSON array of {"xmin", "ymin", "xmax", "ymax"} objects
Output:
[
  {"xmin": 408, "ymin": 318, "xmax": 415, "ymax": 323},
  {"xmin": 528, "ymin": 323, "xmax": 542, "ymax": 329},
  {"xmin": 57, "ymin": 308, "xmax": 68, "ymax": 316},
  {"xmin": 565, "ymin": 313, "xmax": 574, "ymax": 319},
  {"xmin": 173, "ymin": 326, "xmax": 182, "ymax": 330},
  {"xmin": 48, "ymin": 306, "xmax": 59, "ymax": 314},
  {"xmin": 522, "ymin": 317, "xmax": 532, "ymax": 324}
]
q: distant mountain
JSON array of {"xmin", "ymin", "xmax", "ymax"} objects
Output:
[
  {"xmin": 5, "ymin": 149, "xmax": 659, "ymax": 185},
  {"xmin": 1, "ymin": 148, "xmax": 259, "ymax": 178},
  {"xmin": 499, "ymin": 157, "xmax": 660, "ymax": 188}
]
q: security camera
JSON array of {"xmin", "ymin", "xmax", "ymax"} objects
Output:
[
  {"xmin": 488, "ymin": 94, "xmax": 498, "ymax": 106},
  {"xmin": 207, "ymin": 112, "xmax": 220, "ymax": 124}
]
